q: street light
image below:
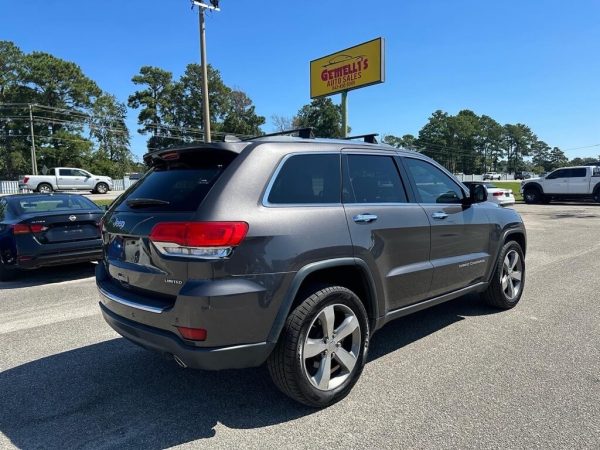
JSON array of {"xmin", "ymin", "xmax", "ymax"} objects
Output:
[{"xmin": 192, "ymin": 1, "xmax": 220, "ymax": 143}]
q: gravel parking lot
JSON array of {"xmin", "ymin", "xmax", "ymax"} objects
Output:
[{"xmin": 1, "ymin": 203, "xmax": 599, "ymax": 449}]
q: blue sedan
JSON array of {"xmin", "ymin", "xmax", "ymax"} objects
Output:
[{"xmin": 0, "ymin": 193, "xmax": 104, "ymax": 281}]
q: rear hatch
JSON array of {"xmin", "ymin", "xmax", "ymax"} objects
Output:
[{"xmin": 101, "ymin": 147, "xmax": 242, "ymax": 305}]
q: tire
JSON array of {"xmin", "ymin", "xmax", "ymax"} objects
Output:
[
  {"xmin": 267, "ymin": 285, "xmax": 370, "ymax": 408},
  {"xmin": 593, "ymin": 188, "xmax": 600, "ymax": 203},
  {"xmin": 540, "ymin": 196, "xmax": 551, "ymax": 204},
  {"xmin": 37, "ymin": 183, "xmax": 53, "ymax": 194},
  {"xmin": 523, "ymin": 187, "xmax": 541, "ymax": 204},
  {"xmin": 94, "ymin": 182, "xmax": 109, "ymax": 194},
  {"xmin": 0, "ymin": 259, "xmax": 18, "ymax": 282},
  {"xmin": 482, "ymin": 241, "xmax": 525, "ymax": 309}
]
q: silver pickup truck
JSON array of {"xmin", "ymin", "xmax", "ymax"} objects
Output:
[{"xmin": 19, "ymin": 167, "xmax": 113, "ymax": 194}]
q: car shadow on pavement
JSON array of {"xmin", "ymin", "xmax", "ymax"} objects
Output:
[
  {"xmin": 368, "ymin": 293, "xmax": 497, "ymax": 362},
  {"xmin": 0, "ymin": 293, "xmax": 498, "ymax": 449},
  {"xmin": 0, "ymin": 263, "xmax": 96, "ymax": 290}
]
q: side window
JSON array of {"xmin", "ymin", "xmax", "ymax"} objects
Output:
[
  {"xmin": 267, "ymin": 154, "xmax": 340, "ymax": 204},
  {"xmin": 0, "ymin": 199, "xmax": 6, "ymax": 220},
  {"xmin": 546, "ymin": 169, "xmax": 566, "ymax": 180},
  {"xmin": 74, "ymin": 169, "xmax": 89, "ymax": 177},
  {"xmin": 343, "ymin": 155, "xmax": 407, "ymax": 203},
  {"xmin": 59, "ymin": 169, "xmax": 73, "ymax": 176},
  {"xmin": 570, "ymin": 168, "xmax": 587, "ymax": 177},
  {"xmin": 593, "ymin": 167, "xmax": 600, "ymax": 177},
  {"xmin": 404, "ymin": 158, "xmax": 464, "ymax": 204}
]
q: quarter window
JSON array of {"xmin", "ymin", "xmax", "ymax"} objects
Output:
[
  {"xmin": 404, "ymin": 158, "xmax": 464, "ymax": 204},
  {"xmin": 343, "ymin": 155, "xmax": 407, "ymax": 203},
  {"xmin": 267, "ymin": 154, "xmax": 341, "ymax": 204}
]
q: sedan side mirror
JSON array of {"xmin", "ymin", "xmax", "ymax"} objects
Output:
[{"xmin": 463, "ymin": 183, "xmax": 488, "ymax": 205}]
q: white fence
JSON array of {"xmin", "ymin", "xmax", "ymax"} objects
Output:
[
  {"xmin": 454, "ymin": 174, "xmax": 515, "ymax": 182},
  {"xmin": 0, "ymin": 178, "xmax": 133, "ymax": 194}
]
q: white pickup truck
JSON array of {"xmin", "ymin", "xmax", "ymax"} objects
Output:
[
  {"xmin": 520, "ymin": 166, "xmax": 600, "ymax": 204},
  {"xmin": 19, "ymin": 167, "xmax": 114, "ymax": 194}
]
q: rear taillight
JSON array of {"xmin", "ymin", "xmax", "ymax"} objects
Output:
[
  {"xmin": 22, "ymin": 176, "xmax": 29, "ymax": 184},
  {"xmin": 149, "ymin": 221, "xmax": 249, "ymax": 259},
  {"xmin": 493, "ymin": 192, "xmax": 504, "ymax": 197},
  {"xmin": 13, "ymin": 224, "xmax": 48, "ymax": 234}
]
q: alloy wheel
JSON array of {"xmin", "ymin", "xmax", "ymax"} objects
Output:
[
  {"xmin": 302, "ymin": 303, "xmax": 361, "ymax": 391},
  {"xmin": 501, "ymin": 250, "xmax": 523, "ymax": 301}
]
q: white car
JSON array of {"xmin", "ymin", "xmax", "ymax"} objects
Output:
[
  {"xmin": 465, "ymin": 182, "xmax": 515, "ymax": 206},
  {"xmin": 483, "ymin": 172, "xmax": 502, "ymax": 180}
]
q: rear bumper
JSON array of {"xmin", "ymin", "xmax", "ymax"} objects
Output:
[
  {"xmin": 17, "ymin": 246, "xmax": 102, "ymax": 269},
  {"xmin": 100, "ymin": 302, "xmax": 274, "ymax": 370}
]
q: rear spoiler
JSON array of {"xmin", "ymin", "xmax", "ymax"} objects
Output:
[{"xmin": 143, "ymin": 142, "xmax": 250, "ymax": 166}]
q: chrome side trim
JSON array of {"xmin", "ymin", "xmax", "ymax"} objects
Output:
[{"xmin": 98, "ymin": 284, "xmax": 166, "ymax": 314}]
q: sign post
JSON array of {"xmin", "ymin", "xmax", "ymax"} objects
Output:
[{"xmin": 310, "ymin": 38, "xmax": 385, "ymax": 137}]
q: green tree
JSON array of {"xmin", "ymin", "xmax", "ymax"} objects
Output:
[
  {"xmin": 128, "ymin": 66, "xmax": 175, "ymax": 150},
  {"xmin": 502, "ymin": 124, "xmax": 534, "ymax": 173},
  {"xmin": 548, "ymin": 146, "xmax": 568, "ymax": 168},
  {"xmin": 383, "ymin": 134, "xmax": 418, "ymax": 150},
  {"xmin": 89, "ymin": 94, "xmax": 132, "ymax": 177},
  {"xmin": 222, "ymin": 89, "xmax": 265, "ymax": 136},
  {"xmin": 293, "ymin": 97, "xmax": 343, "ymax": 138},
  {"xmin": 477, "ymin": 115, "xmax": 504, "ymax": 172}
]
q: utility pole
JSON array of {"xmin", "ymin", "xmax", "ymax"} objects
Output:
[
  {"xmin": 193, "ymin": 1, "xmax": 220, "ymax": 143},
  {"xmin": 28, "ymin": 104, "xmax": 38, "ymax": 175},
  {"xmin": 341, "ymin": 91, "xmax": 348, "ymax": 137}
]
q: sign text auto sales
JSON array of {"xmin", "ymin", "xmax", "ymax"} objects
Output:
[{"xmin": 321, "ymin": 57, "xmax": 369, "ymax": 91}]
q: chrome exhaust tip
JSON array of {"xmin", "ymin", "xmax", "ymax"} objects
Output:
[{"xmin": 173, "ymin": 354, "xmax": 188, "ymax": 368}]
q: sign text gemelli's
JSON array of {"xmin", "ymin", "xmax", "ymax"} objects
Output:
[{"xmin": 310, "ymin": 38, "xmax": 384, "ymax": 98}]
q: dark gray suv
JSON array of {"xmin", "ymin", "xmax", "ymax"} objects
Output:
[{"xmin": 97, "ymin": 133, "xmax": 526, "ymax": 407}]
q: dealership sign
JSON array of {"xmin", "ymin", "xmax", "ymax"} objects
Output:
[{"xmin": 310, "ymin": 38, "xmax": 385, "ymax": 98}]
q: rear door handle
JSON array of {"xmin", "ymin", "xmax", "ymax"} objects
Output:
[
  {"xmin": 353, "ymin": 213, "xmax": 378, "ymax": 223},
  {"xmin": 431, "ymin": 212, "xmax": 448, "ymax": 220}
]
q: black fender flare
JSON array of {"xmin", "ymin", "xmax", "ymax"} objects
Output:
[
  {"xmin": 266, "ymin": 257, "xmax": 381, "ymax": 343},
  {"xmin": 484, "ymin": 225, "xmax": 527, "ymax": 283}
]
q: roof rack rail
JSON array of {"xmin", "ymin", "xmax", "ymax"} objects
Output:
[
  {"xmin": 343, "ymin": 133, "xmax": 379, "ymax": 144},
  {"xmin": 244, "ymin": 127, "xmax": 314, "ymax": 140}
]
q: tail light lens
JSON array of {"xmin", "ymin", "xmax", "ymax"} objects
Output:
[
  {"xmin": 13, "ymin": 224, "xmax": 48, "ymax": 234},
  {"xmin": 493, "ymin": 192, "xmax": 504, "ymax": 197},
  {"xmin": 177, "ymin": 326, "xmax": 207, "ymax": 341},
  {"xmin": 22, "ymin": 177, "xmax": 29, "ymax": 183},
  {"xmin": 149, "ymin": 222, "xmax": 248, "ymax": 259}
]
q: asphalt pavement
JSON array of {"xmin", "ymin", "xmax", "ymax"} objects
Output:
[{"xmin": 1, "ymin": 203, "xmax": 599, "ymax": 449}]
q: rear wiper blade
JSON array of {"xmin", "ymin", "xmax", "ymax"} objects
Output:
[{"xmin": 126, "ymin": 198, "xmax": 170, "ymax": 208}]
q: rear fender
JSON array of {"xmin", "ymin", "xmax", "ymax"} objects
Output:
[{"xmin": 266, "ymin": 258, "xmax": 382, "ymax": 343}]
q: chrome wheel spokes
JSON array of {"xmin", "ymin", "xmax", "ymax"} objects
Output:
[
  {"xmin": 502, "ymin": 250, "xmax": 523, "ymax": 301},
  {"xmin": 302, "ymin": 303, "xmax": 361, "ymax": 391}
]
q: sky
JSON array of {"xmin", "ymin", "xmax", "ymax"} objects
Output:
[{"xmin": 1, "ymin": 0, "xmax": 599, "ymax": 160}]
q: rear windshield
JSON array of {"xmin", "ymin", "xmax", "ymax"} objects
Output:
[
  {"xmin": 114, "ymin": 150, "xmax": 236, "ymax": 212},
  {"xmin": 10, "ymin": 195, "xmax": 99, "ymax": 215}
]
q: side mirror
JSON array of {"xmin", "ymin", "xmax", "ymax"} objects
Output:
[{"xmin": 463, "ymin": 183, "xmax": 488, "ymax": 205}]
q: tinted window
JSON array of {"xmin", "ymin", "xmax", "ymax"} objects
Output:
[
  {"xmin": 9, "ymin": 195, "xmax": 100, "ymax": 215},
  {"xmin": 59, "ymin": 169, "xmax": 74, "ymax": 176},
  {"xmin": 115, "ymin": 151, "xmax": 236, "ymax": 213},
  {"xmin": 593, "ymin": 167, "xmax": 600, "ymax": 177},
  {"xmin": 404, "ymin": 158, "xmax": 464, "ymax": 204},
  {"xmin": 571, "ymin": 168, "xmax": 587, "ymax": 177},
  {"xmin": 546, "ymin": 169, "xmax": 567, "ymax": 179},
  {"xmin": 0, "ymin": 199, "xmax": 7, "ymax": 220},
  {"xmin": 344, "ymin": 155, "xmax": 407, "ymax": 203},
  {"xmin": 267, "ymin": 154, "xmax": 340, "ymax": 204}
]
